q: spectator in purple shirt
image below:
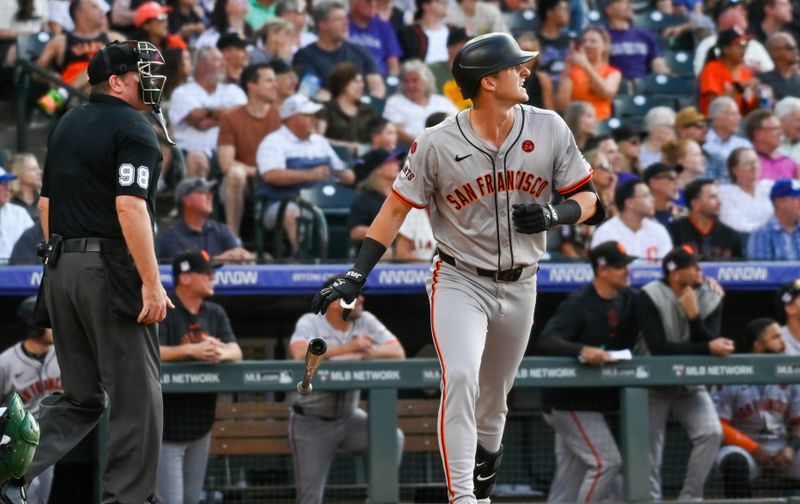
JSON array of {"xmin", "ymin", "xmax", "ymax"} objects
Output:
[
  {"xmin": 599, "ymin": 0, "xmax": 670, "ymax": 79},
  {"xmin": 348, "ymin": 0, "xmax": 403, "ymax": 76},
  {"xmin": 157, "ymin": 177, "xmax": 256, "ymax": 263},
  {"xmin": 744, "ymin": 108, "xmax": 800, "ymax": 181}
]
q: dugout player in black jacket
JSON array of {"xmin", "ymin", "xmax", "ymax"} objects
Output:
[
  {"xmin": 534, "ymin": 241, "xmax": 639, "ymax": 502},
  {"xmin": 0, "ymin": 41, "xmax": 174, "ymax": 504}
]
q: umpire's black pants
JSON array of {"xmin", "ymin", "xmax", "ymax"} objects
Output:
[{"xmin": 28, "ymin": 251, "xmax": 163, "ymax": 504}]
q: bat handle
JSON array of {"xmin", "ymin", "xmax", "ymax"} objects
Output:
[
  {"xmin": 297, "ymin": 381, "xmax": 312, "ymax": 396},
  {"xmin": 341, "ymin": 298, "xmax": 356, "ymax": 320}
]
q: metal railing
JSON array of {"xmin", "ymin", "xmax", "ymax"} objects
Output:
[{"xmin": 139, "ymin": 355, "xmax": 800, "ymax": 503}]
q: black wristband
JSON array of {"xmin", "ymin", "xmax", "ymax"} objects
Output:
[
  {"xmin": 551, "ymin": 199, "xmax": 582, "ymax": 226},
  {"xmin": 352, "ymin": 237, "xmax": 387, "ymax": 277}
]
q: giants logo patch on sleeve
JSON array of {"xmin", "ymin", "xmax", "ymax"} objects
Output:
[{"xmin": 400, "ymin": 160, "xmax": 415, "ymax": 181}]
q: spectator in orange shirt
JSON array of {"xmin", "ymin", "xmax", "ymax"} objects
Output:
[
  {"xmin": 699, "ymin": 27, "xmax": 759, "ymax": 115},
  {"xmin": 556, "ymin": 25, "xmax": 621, "ymax": 121}
]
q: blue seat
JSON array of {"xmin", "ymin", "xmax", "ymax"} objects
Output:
[
  {"xmin": 503, "ymin": 9, "xmax": 539, "ymax": 36},
  {"xmin": 613, "ymin": 95, "xmax": 676, "ymax": 118}
]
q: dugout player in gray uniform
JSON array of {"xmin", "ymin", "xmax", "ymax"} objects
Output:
[
  {"xmin": 290, "ymin": 278, "xmax": 405, "ymax": 504},
  {"xmin": 637, "ymin": 245, "xmax": 733, "ymax": 501},
  {"xmin": 312, "ymin": 32, "xmax": 605, "ymax": 504},
  {"xmin": 0, "ymin": 298, "xmax": 61, "ymax": 504},
  {"xmin": 712, "ymin": 318, "xmax": 800, "ymax": 498},
  {"xmin": 534, "ymin": 241, "xmax": 639, "ymax": 502},
  {"xmin": 0, "ymin": 41, "xmax": 174, "ymax": 504}
]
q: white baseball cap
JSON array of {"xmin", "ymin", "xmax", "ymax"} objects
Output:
[{"xmin": 280, "ymin": 94, "xmax": 323, "ymax": 120}]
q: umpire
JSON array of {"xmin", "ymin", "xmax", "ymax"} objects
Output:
[{"xmin": 0, "ymin": 41, "xmax": 174, "ymax": 504}]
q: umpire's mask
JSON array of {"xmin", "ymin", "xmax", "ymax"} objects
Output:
[{"xmin": 133, "ymin": 40, "xmax": 167, "ymax": 106}]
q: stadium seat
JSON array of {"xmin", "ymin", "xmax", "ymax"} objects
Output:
[
  {"xmin": 265, "ymin": 197, "xmax": 329, "ymax": 261},
  {"xmin": 613, "ymin": 95, "xmax": 676, "ymax": 118},
  {"xmin": 596, "ymin": 117, "xmax": 643, "ymax": 137},
  {"xmin": 664, "ymin": 50, "xmax": 694, "ymax": 77},
  {"xmin": 633, "ymin": 74, "xmax": 696, "ymax": 97},
  {"xmin": 15, "ymin": 32, "xmax": 51, "ymax": 62},
  {"xmin": 503, "ymin": 9, "xmax": 539, "ymax": 36},
  {"xmin": 299, "ymin": 185, "xmax": 357, "ymax": 259},
  {"xmin": 632, "ymin": 11, "xmax": 688, "ymax": 34}
]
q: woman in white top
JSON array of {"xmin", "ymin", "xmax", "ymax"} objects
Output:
[
  {"xmin": 382, "ymin": 59, "xmax": 459, "ymax": 145},
  {"xmin": 718, "ymin": 147, "xmax": 775, "ymax": 234}
]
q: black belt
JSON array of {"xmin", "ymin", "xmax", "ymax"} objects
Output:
[
  {"xmin": 62, "ymin": 238, "xmax": 129, "ymax": 255},
  {"xmin": 292, "ymin": 404, "xmax": 337, "ymax": 421},
  {"xmin": 437, "ymin": 250, "xmax": 526, "ymax": 282}
]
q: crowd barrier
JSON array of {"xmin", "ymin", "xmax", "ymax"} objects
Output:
[
  {"xmin": 1, "ymin": 261, "xmax": 797, "ymax": 296},
  {"xmin": 142, "ymin": 355, "xmax": 800, "ymax": 503}
]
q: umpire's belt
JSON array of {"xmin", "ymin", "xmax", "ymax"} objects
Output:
[
  {"xmin": 437, "ymin": 250, "xmax": 533, "ymax": 283},
  {"xmin": 291, "ymin": 405, "xmax": 337, "ymax": 421},
  {"xmin": 63, "ymin": 238, "xmax": 129, "ymax": 256}
]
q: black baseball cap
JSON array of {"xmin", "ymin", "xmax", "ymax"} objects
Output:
[
  {"xmin": 643, "ymin": 162, "xmax": 682, "ymax": 184},
  {"xmin": 778, "ymin": 279, "xmax": 800, "ymax": 306},
  {"xmin": 662, "ymin": 244, "xmax": 700, "ymax": 275},
  {"xmin": 447, "ymin": 27, "xmax": 471, "ymax": 47},
  {"xmin": 589, "ymin": 241, "xmax": 637, "ymax": 269},
  {"xmin": 611, "ymin": 123, "xmax": 644, "ymax": 143},
  {"xmin": 174, "ymin": 176, "xmax": 218, "ymax": 203},
  {"xmin": 172, "ymin": 250, "xmax": 222, "ymax": 280},
  {"xmin": 87, "ymin": 41, "xmax": 140, "ymax": 85},
  {"xmin": 217, "ymin": 33, "xmax": 249, "ymax": 50},
  {"xmin": 717, "ymin": 27, "xmax": 753, "ymax": 49},
  {"xmin": 354, "ymin": 148, "xmax": 404, "ymax": 181}
]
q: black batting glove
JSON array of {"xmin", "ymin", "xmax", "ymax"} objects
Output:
[
  {"xmin": 512, "ymin": 203, "xmax": 556, "ymax": 234},
  {"xmin": 310, "ymin": 269, "xmax": 366, "ymax": 318}
]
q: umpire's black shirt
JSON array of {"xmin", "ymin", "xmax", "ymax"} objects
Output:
[
  {"xmin": 42, "ymin": 93, "xmax": 162, "ymax": 239},
  {"xmin": 533, "ymin": 284, "xmax": 639, "ymax": 412}
]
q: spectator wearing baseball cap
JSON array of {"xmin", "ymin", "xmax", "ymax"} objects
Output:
[
  {"xmin": 675, "ymin": 106, "xmax": 708, "ymax": 144},
  {"xmin": 611, "ymin": 123, "xmax": 644, "ymax": 184},
  {"xmin": 699, "ymin": 27, "xmax": 759, "ymax": 115},
  {"xmin": 255, "ymin": 94, "xmax": 356, "ymax": 254},
  {"xmin": 157, "ymin": 177, "xmax": 256, "ymax": 263},
  {"xmin": 157, "ymin": 249, "xmax": 241, "ymax": 504},
  {"xmin": 668, "ymin": 178, "xmax": 743, "ymax": 259},
  {"xmin": 644, "ymin": 162, "xmax": 685, "ymax": 228},
  {"xmin": 746, "ymin": 179, "xmax": 800, "ymax": 259},
  {"xmin": 777, "ymin": 279, "xmax": 800, "ymax": 354},
  {"xmin": 0, "ymin": 167, "xmax": 34, "ymax": 262},
  {"xmin": 132, "ymin": 1, "xmax": 187, "ymax": 55},
  {"xmin": 638, "ymin": 243, "xmax": 731, "ymax": 500},
  {"xmin": 217, "ymin": 32, "xmax": 250, "ymax": 84},
  {"xmin": 348, "ymin": 148, "xmax": 403, "ymax": 251},
  {"xmin": 534, "ymin": 240, "xmax": 638, "ymax": 502}
]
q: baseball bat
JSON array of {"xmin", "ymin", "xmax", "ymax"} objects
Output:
[{"xmin": 296, "ymin": 338, "xmax": 328, "ymax": 396}]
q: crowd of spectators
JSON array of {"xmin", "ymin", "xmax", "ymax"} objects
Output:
[{"xmin": 1, "ymin": 0, "xmax": 800, "ymax": 265}]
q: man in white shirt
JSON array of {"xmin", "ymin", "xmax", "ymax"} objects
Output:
[
  {"xmin": 590, "ymin": 179, "xmax": 673, "ymax": 261},
  {"xmin": 256, "ymin": 94, "xmax": 356, "ymax": 254},
  {"xmin": 778, "ymin": 279, "xmax": 800, "ymax": 355},
  {"xmin": 704, "ymin": 96, "xmax": 753, "ymax": 182},
  {"xmin": 0, "ymin": 167, "xmax": 34, "ymax": 262},
  {"xmin": 168, "ymin": 47, "xmax": 248, "ymax": 178}
]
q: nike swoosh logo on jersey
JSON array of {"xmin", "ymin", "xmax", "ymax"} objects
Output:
[
  {"xmin": 455, "ymin": 154, "xmax": 472, "ymax": 162},
  {"xmin": 14, "ymin": 372, "xmax": 24, "ymax": 378},
  {"xmin": 476, "ymin": 473, "xmax": 495, "ymax": 481}
]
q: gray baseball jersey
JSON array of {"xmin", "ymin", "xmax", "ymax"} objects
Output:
[
  {"xmin": 712, "ymin": 383, "xmax": 800, "ymax": 443},
  {"xmin": 0, "ymin": 343, "xmax": 61, "ymax": 416},
  {"xmin": 289, "ymin": 312, "xmax": 398, "ymax": 418},
  {"xmin": 392, "ymin": 104, "xmax": 593, "ymax": 271}
]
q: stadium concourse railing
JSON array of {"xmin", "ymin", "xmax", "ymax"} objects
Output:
[{"xmin": 149, "ymin": 355, "xmax": 800, "ymax": 504}]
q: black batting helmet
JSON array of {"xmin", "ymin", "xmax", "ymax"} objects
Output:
[{"xmin": 452, "ymin": 32, "xmax": 538, "ymax": 100}]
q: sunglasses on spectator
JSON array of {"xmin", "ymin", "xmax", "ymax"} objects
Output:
[{"xmin": 594, "ymin": 161, "xmax": 612, "ymax": 172}]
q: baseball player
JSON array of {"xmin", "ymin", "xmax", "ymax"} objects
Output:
[
  {"xmin": 712, "ymin": 318, "xmax": 800, "ymax": 498},
  {"xmin": 0, "ymin": 298, "xmax": 60, "ymax": 504},
  {"xmin": 534, "ymin": 241, "xmax": 639, "ymax": 502},
  {"xmin": 312, "ymin": 32, "xmax": 605, "ymax": 504}
]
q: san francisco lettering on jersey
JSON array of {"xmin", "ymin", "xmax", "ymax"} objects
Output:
[{"xmin": 445, "ymin": 170, "xmax": 550, "ymax": 210}]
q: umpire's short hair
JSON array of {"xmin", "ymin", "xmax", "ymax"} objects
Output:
[
  {"xmin": 614, "ymin": 178, "xmax": 643, "ymax": 213},
  {"xmin": 683, "ymin": 178, "xmax": 716, "ymax": 209},
  {"xmin": 311, "ymin": 1, "xmax": 344, "ymax": 31}
]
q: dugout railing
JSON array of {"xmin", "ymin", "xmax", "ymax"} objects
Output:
[{"xmin": 130, "ymin": 355, "xmax": 800, "ymax": 504}]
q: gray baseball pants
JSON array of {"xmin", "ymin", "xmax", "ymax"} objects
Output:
[
  {"xmin": 544, "ymin": 410, "xmax": 622, "ymax": 502},
  {"xmin": 29, "ymin": 251, "xmax": 163, "ymax": 504},
  {"xmin": 426, "ymin": 260, "xmax": 537, "ymax": 504},
  {"xmin": 649, "ymin": 387, "xmax": 722, "ymax": 500},
  {"xmin": 155, "ymin": 433, "xmax": 212, "ymax": 504},
  {"xmin": 288, "ymin": 408, "xmax": 404, "ymax": 504}
]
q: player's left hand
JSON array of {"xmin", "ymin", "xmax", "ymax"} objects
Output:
[
  {"xmin": 512, "ymin": 203, "xmax": 554, "ymax": 234},
  {"xmin": 773, "ymin": 447, "xmax": 795, "ymax": 467}
]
